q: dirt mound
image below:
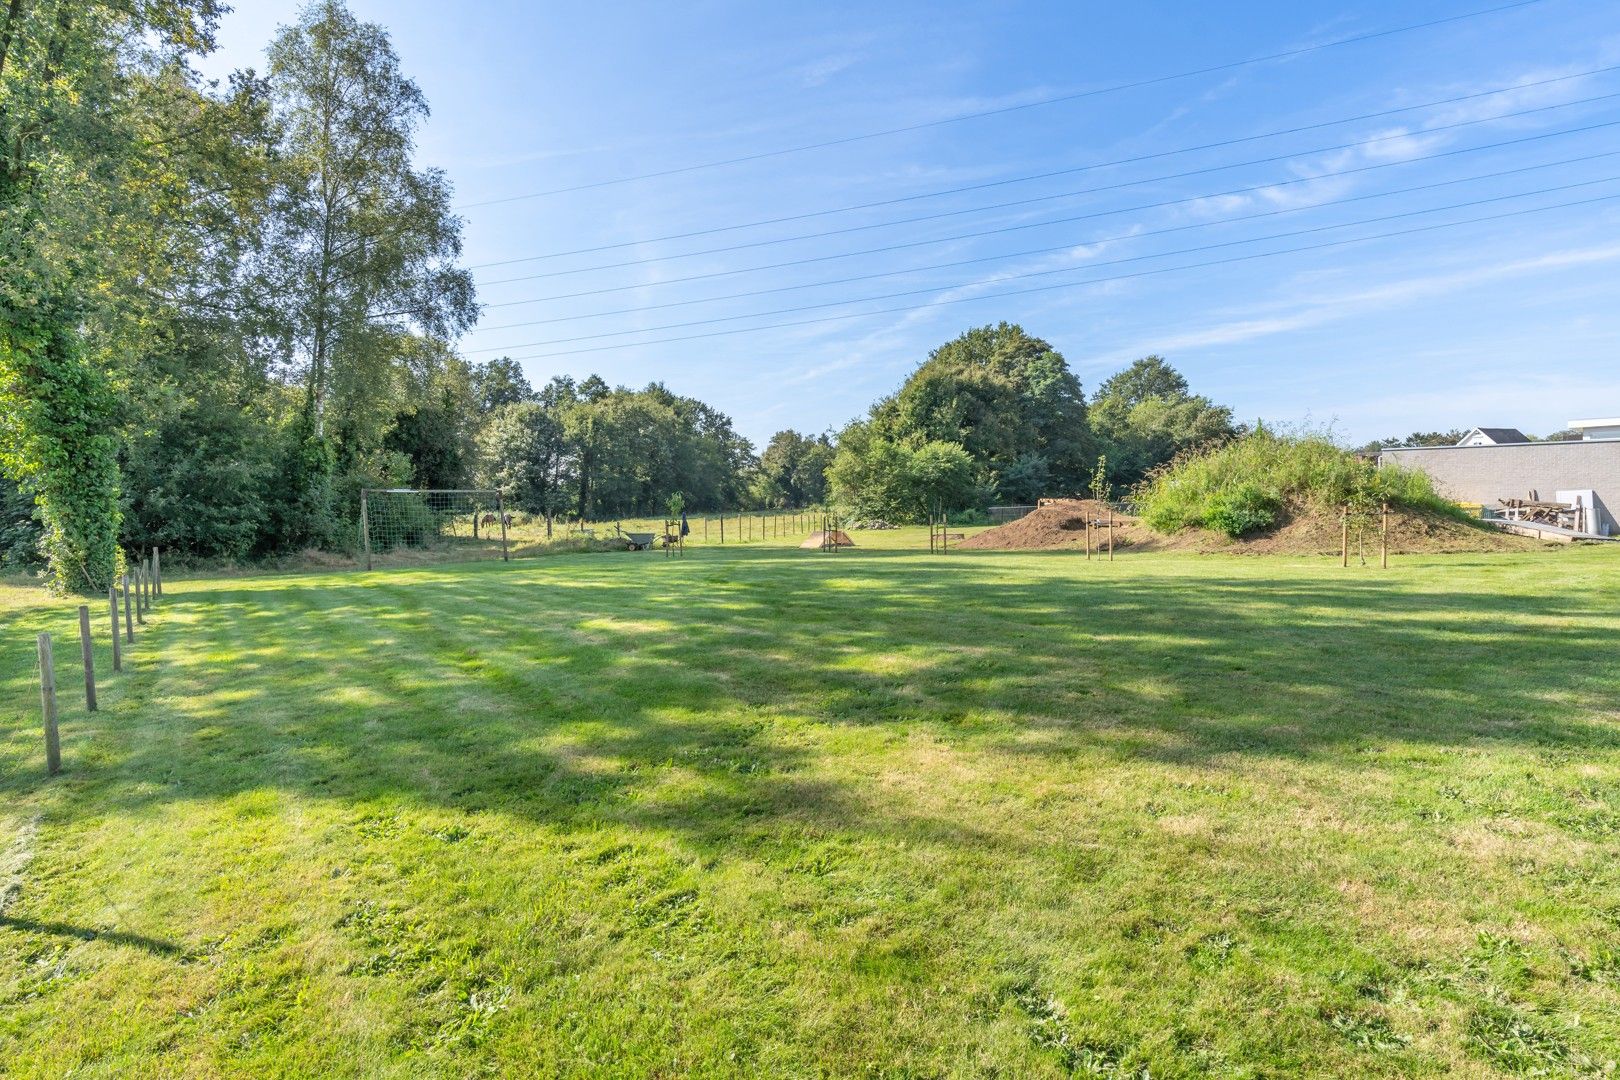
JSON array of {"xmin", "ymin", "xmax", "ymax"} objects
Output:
[
  {"xmin": 1211, "ymin": 505, "xmax": 1543, "ymax": 556},
  {"xmin": 958, "ymin": 499, "xmax": 1545, "ymax": 555},
  {"xmin": 958, "ymin": 500, "xmax": 1167, "ymax": 552}
]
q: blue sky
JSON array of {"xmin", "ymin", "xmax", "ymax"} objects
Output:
[{"xmin": 199, "ymin": 1, "xmax": 1620, "ymax": 447}]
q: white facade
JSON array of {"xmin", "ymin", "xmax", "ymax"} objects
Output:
[{"xmin": 1569, "ymin": 417, "xmax": 1620, "ymax": 441}]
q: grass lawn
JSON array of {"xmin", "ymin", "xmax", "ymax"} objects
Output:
[{"xmin": 2, "ymin": 537, "xmax": 1619, "ymax": 1077}]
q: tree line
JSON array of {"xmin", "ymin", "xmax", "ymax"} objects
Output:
[
  {"xmin": 0, "ymin": 1, "xmax": 1241, "ymax": 589},
  {"xmin": 1, "ymin": 0, "xmax": 479, "ymax": 590}
]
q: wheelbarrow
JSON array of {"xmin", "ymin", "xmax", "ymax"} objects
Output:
[{"xmin": 614, "ymin": 525, "xmax": 657, "ymax": 551}]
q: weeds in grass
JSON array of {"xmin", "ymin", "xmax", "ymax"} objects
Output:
[
  {"xmin": 1324, "ymin": 1008, "xmax": 1412, "ymax": 1053},
  {"xmin": 1466, "ymin": 1004, "xmax": 1579, "ymax": 1073}
]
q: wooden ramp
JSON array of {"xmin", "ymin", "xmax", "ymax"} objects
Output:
[{"xmin": 800, "ymin": 530, "xmax": 855, "ymax": 549}]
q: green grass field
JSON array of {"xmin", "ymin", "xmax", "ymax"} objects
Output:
[{"xmin": 3, "ymin": 536, "xmax": 1619, "ymax": 1077}]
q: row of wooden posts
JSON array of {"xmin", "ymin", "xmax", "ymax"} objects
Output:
[
  {"xmin": 698, "ymin": 510, "xmax": 812, "ymax": 544},
  {"xmin": 36, "ymin": 548, "xmax": 162, "ymax": 776}
]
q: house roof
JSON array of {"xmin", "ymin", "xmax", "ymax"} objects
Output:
[
  {"xmin": 1463, "ymin": 427, "xmax": 1530, "ymax": 444},
  {"xmin": 1569, "ymin": 417, "xmax": 1620, "ymax": 428}
]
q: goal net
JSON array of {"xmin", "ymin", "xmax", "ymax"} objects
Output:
[{"xmin": 359, "ymin": 489, "xmax": 510, "ymax": 569}]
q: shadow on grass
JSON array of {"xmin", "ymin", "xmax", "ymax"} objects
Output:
[
  {"xmin": 18, "ymin": 548, "xmax": 1620, "ymax": 855},
  {"xmin": 0, "ymin": 915, "xmax": 186, "ymax": 957}
]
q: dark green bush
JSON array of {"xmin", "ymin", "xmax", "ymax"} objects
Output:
[
  {"xmin": 1203, "ymin": 482, "xmax": 1280, "ymax": 538},
  {"xmin": 367, "ymin": 493, "xmax": 442, "ymax": 551}
]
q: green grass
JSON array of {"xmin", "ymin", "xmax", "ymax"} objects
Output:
[{"xmin": 2, "ymin": 537, "xmax": 1619, "ymax": 1076}]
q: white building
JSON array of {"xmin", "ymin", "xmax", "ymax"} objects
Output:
[{"xmin": 1568, "ymin": 417, "xmax": 1620, "ymax": 442}]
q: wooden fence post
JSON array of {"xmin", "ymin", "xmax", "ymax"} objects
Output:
[
  {"xmin": 108, "ymin": 587, "xmax": 122, "ymax": 672},
  {"xmin": 135, "ymin": 566, "xmax": 146, "ymax": 625},
  {"xmin": 1086, "ymin": 520, "xmax": 1093, "ymax": 560},
  {"xmin": 123, "ymin": 574, "xmax": 134, "ymax": 643},
  {"xmin": 39, "ymin": 633, "xmax": 60, "ymax": 776},
  {"xmin": 153, "ymin": 546, "xmax": 162, "ymax": 596},
  {"xmin": 78, "ymin": 605, "xmax": 97, "ymax": 712},
  {"xmin": 1381, "ymin": 502, "xmax": 1389, "ymax": 569},
  {"xmin": 1107, "ymin": 517, "xmax": 1114, "ymax": 562},
  {"xmin": 1341, "ymin": 506, "xmax": 1349, "ymax": 568},
  {"xmin": 496, "ymin": 491, "xmax": 510, "ymax": 561}
]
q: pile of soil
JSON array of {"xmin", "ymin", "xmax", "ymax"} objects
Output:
[
  {"xmin": 958, "ymin": 500, "xmax": 1168, "ymax": 552},
  {"xmin": 958, "ymin": 499, "xmax": 1546, "ymax": 555},
  {"xmin": 1213, "ymin": 505, "xmax": 1543, "ymax": 556}
]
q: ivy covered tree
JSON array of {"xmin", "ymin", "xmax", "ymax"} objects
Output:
[{"xmin": 0, "ymin": 0, "xmax": 230, "ymax": 591}]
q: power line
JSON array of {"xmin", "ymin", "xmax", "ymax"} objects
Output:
[
  {"xmin": 468, "ymin": 62, "xmax": 1618, "ymax": 269},
  {"xmin": 468, "ymin": 91, "xmax": 1620, "ymax": 283},
  {"xmin": 482, "ymin": 193, "xmax": 1620, "ymax": 363},
  {"xmin": 469, "ymin": 150, "xmax": 1620, "ymax": 332},
  {"xmin": 454, "ymin": 0, "xmax": 1550, "ymax": 209},
  {"xmin": 473, "ymin": 122, "xmax": 1620, "ymax": 310},
  {"xmin": 466, "ymin": 180, "xmax": 1620, "ymax": 354}
]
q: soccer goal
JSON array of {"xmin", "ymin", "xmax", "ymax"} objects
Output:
[{"xmin": 359, "ymin": 488, "xmax": 510, "ymax": 570}]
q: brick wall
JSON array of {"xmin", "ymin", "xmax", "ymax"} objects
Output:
[{"xmin": 1378, "ymin": 441, "xmax": 1620, "ymax": 535}]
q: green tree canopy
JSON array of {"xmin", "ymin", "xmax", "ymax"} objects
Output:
[
  {"xmin": 0, "ymin": 0, "xmax": 233, "ymax": 590},
  {"xmin": 259, "ymin": 0, "xmax": 475, "ymax": 444},
  {"xmin": 867, "ymin": 323, "xmax": 1093, "ymax": 501},
  {"xmin": 827, "ymin": 422, "xmax": 978, "ymax": 523},
  {"xmin": 470, "ymin": 357, "xmax": 533, "ymax": 415},
  {"xmin": 1090, "ymin": 356, "xmax": 1237, "ymax": 489},
  {"xmin": 755, "ymin": 430, "xmax": 834, "ymax": 508}
]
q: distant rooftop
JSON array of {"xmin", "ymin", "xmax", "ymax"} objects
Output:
[{"xmin": 1457, "ymin": 427, "xmax": 1529, "ymax": 447}]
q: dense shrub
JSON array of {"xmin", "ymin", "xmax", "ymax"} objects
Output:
[
  {"xmin": 1203, "ymin": 482, "xmax": 1281, "ymax": 538},
  {"xmin": 1137, "ymin": 428, "xmax": 1464, "ymax": 535},
  {"xmin": 0, "ymin": 473, "xmax": 42, "ymax": 571},
  {"xmin": 827, "ymin": 426, "xmax": 981, "ymax": 523},
  {"xmin": 366, "ymin": 492, "xmax": 442, "ymax": 551}
]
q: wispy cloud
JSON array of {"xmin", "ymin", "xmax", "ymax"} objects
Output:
[
  {"xmin": 1177, "ymin": 58, "xmax": 1618, "ymax": 221},
  {"xmin": 796, "ymin": 51, "xmax": 865, "ymax": 88},
  {"xmin": 1118, "ymin": 242, "xmax": 1620, "ymax": 356}
]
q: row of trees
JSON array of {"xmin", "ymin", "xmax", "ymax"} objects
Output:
[
  {"xmin": 0, "ymin": 2, "xmax": 1242, "ymax": 581},
  {"xmin": 0, "ymin": 0, "xmax": 479, "ymax": 589},
  {"xmin": 475, "ymin": 373, "xmax": 756, "ymax": 523}
]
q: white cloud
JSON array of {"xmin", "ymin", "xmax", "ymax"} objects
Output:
[{"xmin": 1117, "ymin": 241, "xmax": 1620, "ymax": 356}]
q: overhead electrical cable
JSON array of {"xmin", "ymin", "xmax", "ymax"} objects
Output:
[
  {"xmin": 464, "ymin": 90, "xmax": 1620, "ymax": 283},
  {"xmin": 478, "ymin": 193, "xmax": 1620, "ymax": 363},
  {"xmin": 467, "ymin": 149, "xmax": 1620, "ymax": 332},
  {"xmin": 467, "ymin": 62, "xmax": 1618, "ymax": 268},
  {"xmin": 464, "ymin": 178, "xmax": 1620, "ymax": 353},
  {"xmin": 469, "ymin": 122, "xmax": 1620, "ymax": 308},
  {"xmin": 454, "ymin": 0, "xmax": 1550, "ymax": 208}
]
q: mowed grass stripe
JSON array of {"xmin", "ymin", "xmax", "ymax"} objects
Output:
[{"xmin": 1, "ymin": 546, "xmax": 1618, "ymax": 1075}]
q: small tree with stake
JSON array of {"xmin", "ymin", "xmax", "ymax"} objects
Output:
[{"xmin": 1089, "ymin": 455, "xmax": 1113, "ymax": 505}]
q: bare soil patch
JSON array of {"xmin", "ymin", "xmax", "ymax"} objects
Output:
[{"xmin": 958, "ymin": 499, "xmax": 1546, "ymax": 555}]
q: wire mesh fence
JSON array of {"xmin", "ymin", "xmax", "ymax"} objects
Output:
[
  {"xmin": 359, "ymin": 489, "xmax": 509, "ymax": 569},
  {"xmin": 359, "ymin": 494, "xmax": 831, "ymax": 569},
  {"xmin": 989, "ymin": 504, "xmax": 1038, "ymax": 524}
]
